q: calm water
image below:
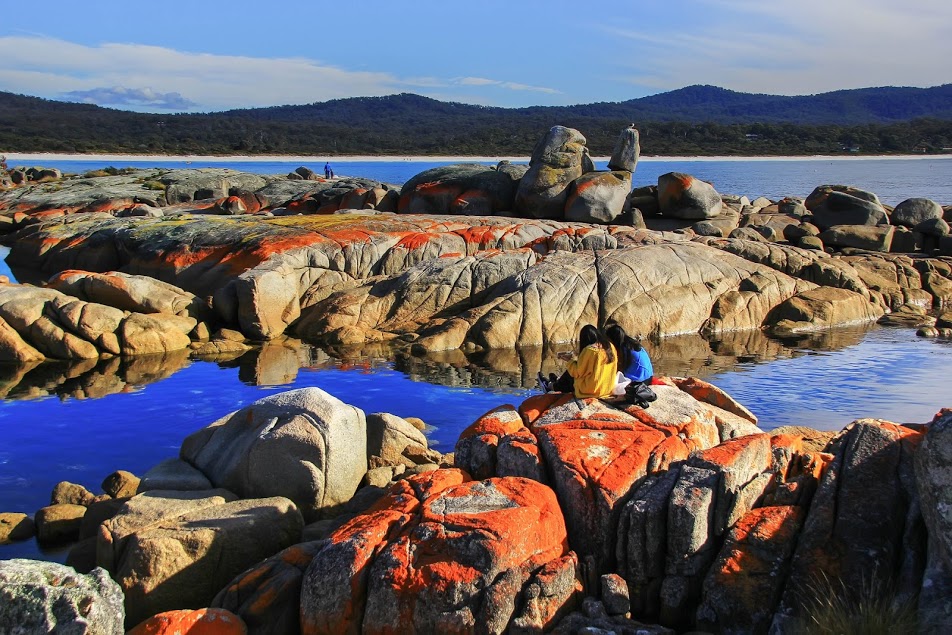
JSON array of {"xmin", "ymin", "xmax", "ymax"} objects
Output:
[
  {"xmin": 31, "ymin": 156, "xmax": 952, "ymax": 206},
  {"xmin": 2, "ymin": 157, "xmax": 951, "ymax": 563}
]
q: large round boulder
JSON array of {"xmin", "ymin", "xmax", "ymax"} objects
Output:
[
  {"xmin": 564, "ymin": 170, "xmax": 632, "ymax": 224},
  {"xmin": 891, "ymin": 197, "xmax": 943, "ymax": 228},
  {"xmin": 397, "ymin": 164, "xmax": 521, "ymax": 215},
  {"xmin": 515, "ymin": 126, "xmax": 592, "ymax": 219},
  {"xmin": 658, "ymin": 173, "xmax": 723, "ymax": 220},
  {"xmin": 180, "ymin": 387, "xmax": 367, "ymax": 521},
  {"xmin": 0, "ymin": 559, "xmax": 125, "ymax": 634},
  {"xmin": 805, "ymin": 185, "xmax": 888, "ymax": 230}
]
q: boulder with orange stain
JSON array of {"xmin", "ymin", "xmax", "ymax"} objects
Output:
[
  {"xmin": 515, "ymin": 125, "xmax": 593, "ymax": 219},
  {"xmin": 398, "ymin": 164, "xmax": 521, "ymax": 216},
  {"xmin": 774, "ymin": 419, "xmax": 925, "ymax": 630},
  {"xmin": 657, "ymin": 172, "xmax": 723, "ymax": 220},
  {"xmin": 128, "ymin": 608, "xmax": 247, "ymax": 635},
  {"xmin": 300, "ymin": 469, "xmax": 573, "ymax": 635},
  {"xmin": 212, "ymin": 540, "xmax": 328, "ymax": 635},
  {"xmin": 455, "ymin": 405, "xmax": 544, "ymax": 482},
  {"xmin": 696, "ymin": 505, "xmax": 805, "ymax": 634},
  {"xmin": 564, "ymin": 170, "xmax": 632, "ymax": 224}
]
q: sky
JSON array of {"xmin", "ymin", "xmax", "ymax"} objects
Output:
[{"xmin": 1, "ymin": 0, "xmax": 950, "ymax": 114}]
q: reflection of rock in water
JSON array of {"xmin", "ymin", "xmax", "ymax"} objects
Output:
[
  {"xmin": 0, "ymin": 323, "xmax": 882, "ymax": 399},
  {"xmin": 0, "ymin": 350, "xmax": 191, "ymax": 401}
]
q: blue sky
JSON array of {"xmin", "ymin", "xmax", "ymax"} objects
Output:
[{"xmin": 1, "ymin": 0, "xmax": 949, "ymax": 113}]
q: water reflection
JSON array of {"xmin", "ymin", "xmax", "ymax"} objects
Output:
[{"xmin": 0, "ymin": 324, "xmax": 886, "ymax": 400}]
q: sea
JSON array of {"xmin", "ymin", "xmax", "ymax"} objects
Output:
[{"xmin": 1, "ymin": 156, "xmax": 951, "ymax": 562}]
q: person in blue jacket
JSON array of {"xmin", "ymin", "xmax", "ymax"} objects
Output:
[{"xmin": 605, "ymin": 323, "xmax": 654, "ymax": 384}]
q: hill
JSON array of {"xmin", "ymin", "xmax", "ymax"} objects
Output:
[{"xmin": 2, "ymin": 85, "xmax": 952, "ymax": 156}]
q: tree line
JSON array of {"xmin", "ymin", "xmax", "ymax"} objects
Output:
[{"xmin": 1, "ymin": 90, "xmax": 951, "ymax": 157}]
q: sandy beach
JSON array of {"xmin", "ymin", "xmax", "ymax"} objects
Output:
[{"xmin": 4, "ymin": 152, "xmax": 951, "ymax": 164}]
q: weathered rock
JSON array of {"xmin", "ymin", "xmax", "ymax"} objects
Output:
[
  {"xmin": 515, "ymin": 126, "xmax": 590, "ymax": 219},
  {"xmin": 0, "ymin": 559, "xmax": 125, "ymax": 634},
  {"xmin": 769, "ymin": 286, "xmax": 884, "ymax": 334},
  {"xmin": 819, "ymin": 224, "xmax": 895, "ymax": 252},
  {"xmin": 47, "ymin": 270, "xmax": 211, "ymax": 322},
  {"xmin": 112, "ymin": 496, "xmax": 303, "ymax": 626},
  {"xmin": 0, "ymin": 512, "xmax": 35, "ymax": 543},
  {"xmin": 774, "ymin": 419, "xmax": 922, "ymax": 628},
  {"xmin": 138, "ymin": 457, "xmax": 214, "ymax": 492},
  {"xmin": 456, "ymin": 404, "xmax": 544, "ymax": 482},
  {"xmin": 915, "ymin": 408, "xmax": 952, "ymax": 569},
  {"xmin": 0, "ymin": 315, "xmax": 45, "ymax": 362},
  {"xmin": 128, "ymin": 608, "xmax": 248, "ymax": 635},
  {"xmin": 366, "ymin": 411, "xmax": 430, "ymax": 466},
  {"xmin": 180, "ymin": 387, "xmax": 367, "ymax": 521},
  {"xmin": 35, "ymin": 503, "xmax": 86, "ymax": 543},
  {"xmin": 212, "ymin": 540, "xmax": 328, "ymax": 635},
  {"xmin": 608, "ymin": 125, "xmax": 641, "ymax": 172},
  {"xmin": 510, "ymin": 553, "xmax": 582, "ymax": 633},
  {"xmin": 805, "ymin": 185, "xmax": 888, "ymax": 230},
  {"xmin": 696, "ymin": 505, "xmax": 805, "ymax": 634},
  {"xmin": 892, "ymin": 197, "xmax": 944, "ymax": 228},
  {"xmin": 601, "ymin": 573, "xmax": 631, "ymax": 615},
  {"xmin": 102, "ymin": 470, "xmax": 140, "ymax": 498},
  {"xmin": 564, "ymin": 170, "xmax": 632, "ymax": 224},
  {"xmin": 398, "ymin": 164, "xmax": 521, "ymax": 215},
  {"xmin": 658, "ymin": 173, "xmax": 723, "ymax": 220},
  {"xmin": 300, "ymin": 470, "xmax": 570, "ymax": 634},
  {"xmin": 51, "ymin": 480, "xmax": 96, "ymax": 506}
]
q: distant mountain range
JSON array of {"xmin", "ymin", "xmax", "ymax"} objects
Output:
[{"xmin": 2, "ymin": 84, "xmax": 951, "ymax": 156}]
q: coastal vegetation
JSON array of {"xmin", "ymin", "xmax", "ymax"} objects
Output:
[{"xmin": 2, "ymin": 85, "xmax": 952, "ymax": 156}]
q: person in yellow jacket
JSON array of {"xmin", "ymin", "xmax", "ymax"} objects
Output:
[{"xmin": 558, "ymin": 324, "xmax": 618, "ymax": 399}]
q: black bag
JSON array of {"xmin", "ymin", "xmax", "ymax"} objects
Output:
[{"xmin": 625, "ymin": 382, "xmax": 657, "ymax": 408}]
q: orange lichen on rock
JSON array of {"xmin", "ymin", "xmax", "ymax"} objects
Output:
[
  {"xmin": 394, "ymin": 231, "xmax": 440, "ymax": 251},
  {"xmin": 698, "ymin": 506, "xmax": 805, "ymax": 633},
  {"xmin": 519, "ymin": 392, "xmax": 574, "ymax": 426},
  {"xmin": 458, "ymin": 405, "xmax": 524, "ymax": 441},
  {"xmin": 127, "ymin": 608, "xmax": 248, "ymax": 635}
]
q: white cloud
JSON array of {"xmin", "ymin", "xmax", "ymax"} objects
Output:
[
  {"xmin": 602, "ymin": 0, "xmax": 952, "ymax": 95},
  {"xmin": 0, "ymin": 36, "xmax": 562, "ymax": 111},
  {"xmin": 0, "ymin": 36, "xmax": 410, "ymax": 111}
]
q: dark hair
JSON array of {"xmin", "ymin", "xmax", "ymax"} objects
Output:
[
  {"xmin": 605, "ymin": 323, "xmax": 641, "ymax": 369},
  {"xmin": 579, "ymin": 324, "xmax": 615, "ymax": 364}
]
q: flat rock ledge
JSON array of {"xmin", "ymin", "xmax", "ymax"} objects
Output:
[{"xmin": 2, "ymin": 382, "xmax": 949, "ymax": 634}]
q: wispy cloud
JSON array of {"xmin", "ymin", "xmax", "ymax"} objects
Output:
[
  {"xmin": 456, "ymin": 77, "xmax": 559, "ymax": 94},
  {"xmin": 62, "ymin": 86, "xmax": 196, "ymax": 110},
  {"xmin": 596, "ymin": 0, "xmax": 952, "ymax": 96}
]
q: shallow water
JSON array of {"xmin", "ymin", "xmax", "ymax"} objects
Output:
[{"xmin": 1, "ymin": 321, "xmax": 950, "ymax": 563}]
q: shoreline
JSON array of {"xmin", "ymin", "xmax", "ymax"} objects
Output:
[{"xmin": 5, "ymin": 152, "xmax": 952, "ymax": 164}]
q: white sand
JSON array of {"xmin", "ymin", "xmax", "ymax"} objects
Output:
[{"xmin": 4, "ymin": 152, "xmax": 950, "ymax": 164}]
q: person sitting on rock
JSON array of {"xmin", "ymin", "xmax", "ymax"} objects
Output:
[
  {"xmin": 552, "ymin": 324, "xmax": 618, "ymax": 399},
  {"xmin": 605, "ymin": 323, "xmax": 654, "ymax": 385}
]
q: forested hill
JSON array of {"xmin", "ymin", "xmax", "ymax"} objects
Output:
[{"xmin": 2, "ymin": 85, "xmax": 952, "ymax": 157}]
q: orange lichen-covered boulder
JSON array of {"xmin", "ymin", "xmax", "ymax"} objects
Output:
[
  {"xmin": 657, "ymin": 172, "xmax": 722, "ymax": 220},
  {"xmin": 455, "ymin": 405, "xmax": 543, "ymax": 482},
  {"xmin": 696, "ymin": 506, "xmax": 805, "ymax": 634},
  {"xmin": 127, "ymin": 608, "xmax": 247, "ymax": 635},
  {"xmin": 534, "ymin": 414, "xmax": 685, "ymax": 574},
  {"xmin": 398, "ymin": 164, "xmax": 521, "ymax": 216},
  {"xmin": 774, "ymin": 419, "xmax": 924, "ymax": 630},
  {"xmin": 212, "ymin": 540, "xmax": 328, "ymax": 635},
  {"xmin": 299, "ymin": 469, "xmax": 571, "ymax": 635}
]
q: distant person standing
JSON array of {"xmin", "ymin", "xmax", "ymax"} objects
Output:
[{"xmin": 324, "ymin": 162, "xmax": 331, "ymax": 178}]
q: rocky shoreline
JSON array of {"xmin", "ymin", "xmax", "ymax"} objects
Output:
[
  {"xmin": 1, "ymin": 125, "xmax": 951, "ymax": 632},
  {"xmin": 1, "ymin": 380, "xmax": 949, "ymax": 633}
]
